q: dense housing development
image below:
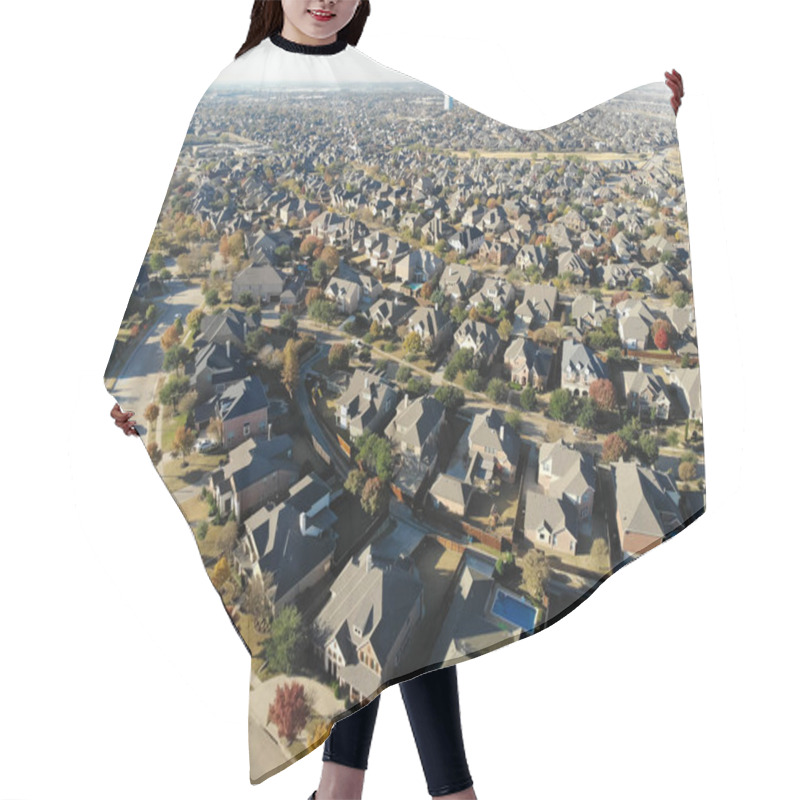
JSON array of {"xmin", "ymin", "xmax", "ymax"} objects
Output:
[{"xmin": 104, "ymin": 78, "xmax": 705, "ymax": 774}]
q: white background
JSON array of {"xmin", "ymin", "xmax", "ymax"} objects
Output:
[{"xmin": 1, "ymin": 1, "xmax": 796, "ymax": 798}]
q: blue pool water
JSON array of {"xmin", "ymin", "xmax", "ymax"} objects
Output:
[
  {"xmin": 491, "ymin": 589, "xmax": 537, "ymax": 631},
  {"xmin": 407, "ymin": 282, "xmax": 424, "ymax": 291}
]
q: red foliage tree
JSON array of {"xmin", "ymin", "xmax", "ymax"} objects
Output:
[
  {"xmin": 589, "ymin": 378, "xmax": 616, "ymax": 411},
  {"xmin": 268, "ymin": 681, "xmax": 310, "ymax": 743},
  {"xmin": 602, "ymin": 433, "xmax": 629, "ymax": 463},
  {"xmin": 652, "ymin": 319, "xmax": 674, "ymax": 350}
]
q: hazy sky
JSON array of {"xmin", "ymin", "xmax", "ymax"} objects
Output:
[{"xmin": 211, "ymin": 38, "xmax": 425, "ymax": 89}]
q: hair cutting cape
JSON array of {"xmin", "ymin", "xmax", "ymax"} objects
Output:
[{"xmin": 103, "ymin": 31, "xmax": 707, "ymax": 785}]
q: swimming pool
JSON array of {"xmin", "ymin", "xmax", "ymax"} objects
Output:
[
  {"xmin": 407, "ymin": 282, "xmax": 424, "ymax": 291},
  {"xmin": 490, "ymin": 588, "xmax": 538, "ymax": 632}
]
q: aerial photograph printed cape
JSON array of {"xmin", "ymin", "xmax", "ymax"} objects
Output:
[{"xmin": 103, "ymin": 31, "xmax": 707, "ymax": 785}]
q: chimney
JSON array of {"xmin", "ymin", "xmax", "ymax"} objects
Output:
[
  {"xmin": 500, "ymin": 425, "xmax": 506, "ymax": 440},
  {"xmin": 300, "ymin": 511, "xmax": 307, "ymax": 535},
  {"xmin": 267, "ymin": 422, "xmax": 272, "ymax": 441},
  {"xmin": 226, "ymin": 340, "xmax": 231, "ymax": 360},
  {"xmin": 393, "ymin": 295, "xmax": 399, "ymax": 307},
  {"xmin": 405, "ymin": 394, "xmax": 409, "ymax": 409},
  {"xmin": 364, "ymin": 375, "xmax": 369, "ymax": 389},
  {"xmin": 435, "ymin": 302, "xmax": 439, "ymax": 312}
]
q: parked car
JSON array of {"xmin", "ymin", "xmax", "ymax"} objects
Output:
[{"xmin": 194, "ymin": 438, "xmax": 216, "ymax": 453}]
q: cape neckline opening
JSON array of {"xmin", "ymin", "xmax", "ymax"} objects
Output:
[{"xmin": 269, "ymin": 31, "xmax": 348, "ymax": 55}]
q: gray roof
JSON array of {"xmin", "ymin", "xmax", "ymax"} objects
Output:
[
  {"xmin": 222, "ymin": 434, "xmax": 296, "ymax": 492},
  {"xmin": 468, "ymin": 408, "xmax": 521, "ymax": 466},
  {"xmin": 613, "ymin": 459, "xmax": 681, "ymax": 540},
  {"xmin": 216, "ymin": 375, "xmax": 268, "ymax": 421}
]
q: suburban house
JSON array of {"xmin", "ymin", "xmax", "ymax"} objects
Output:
[
  {"xmin": 191, "ymin": 339, "xmax": 249, "ymax": 404},
  {"xmin": 622, "ymin": 364, "xmax": 671, "ymax": 421},
  {"xmin": 468, "ymin": 277, "xmax": 516, "ymax": 314},
  {"xmin": 429, "ymin": 473, "xmax": 474, "ymax": 517},
  {"xmin": 368, "ymin": 296, "xmax": 414, "ymax": 332},
  {"xmin": 571, "ymin": 293, "xmax": 609, "ymax": 333},
  {"xmin": 557, "ymin": 251, "xmax": 591, "ymax": 281},
  {"xmin": 337, "ymin": 369, "xmax": 400, "ymax": 439},
  {"xmin": 612, "ymin": 459, "xmax": 682, "ymax": 557},
  {"xmin": 467, "ymin": 408, "xmax": 521, "ymax": 484},
  {"xmin": 504, "ymin": 338, "xmax": 554, "ymax": 390},
  {"xmin": 232, "ymin": 262, "xmax": 285, "ymax": 304},
  {"xmin": 394, "ymin": 248, "xmax": 444, "ymax": 284},
  {"xmin": 561, "ymin": 339, "xmax": 609, "ymax": 396},
  {"xmin": 448, "ymin": 225, "xmax": 485, "ymax": 256},
  {"xmin": 429, "ymin": 548, "xmax": 531, "ymax": 665},
  {"xmin": 440, "ymin": 264, "xmax": 474, "ymax": 300},
  {"xmin": 313, "ymin": 543, "xmax": 424, "ymax": 703},
  {"xmin": 405, "ymin": 305, "xmax": 451, "ymax": 351},
  {"xmin": 666, "ymin": 366, "xmax": 703, "ymax": 422},
  {"xmin": 615, "ymin": 298, "xmax": 657, "ymax": 350},
  {"xmin": 236, "ymin": 472, "xmax": 338, "ymax": 614},
  {"xmin": 208, "ymin": 434, "xmax": 299, "ymax": 522},
  {"xmin": 512, "ymin": 283, "xmax": 558, "ymax": 336},
  {"xmin": 537, "ymin": 439, "xmax": 595, "ymax": 535},
  {"xmin": 194, "ymin": 375, "xmax": 269, "ymax": 449},
  {"xmin": 453, "ymin": 319, "xmax": 501, "ymax": 369},
  {"xmin": 194, "ymin": 307, "xmax": 259, "ymax": 353},
  {"xmin": 385, "ymin": 394, "xmax": 446, "ymax": 501},
  {"xmin": 325, "ymin": 276, "xmax": 362, "ymax": 315}
]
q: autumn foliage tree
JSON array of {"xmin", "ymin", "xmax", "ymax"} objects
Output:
[
  {"xmin": 282, "ymin": 339, "xmax": 300, "ymax": 399},
  {"xmin": 589, "ymin": 378, "xmax": 616, "ymax": 412},
  {"xmin": 173, "ymin": 425, "xmax": 196, "ymax": 459},
  {"xmin": 268, "ymin": 681, "xmax": 310, "ymax": 743},
  {"xmin": 211, "ymin": 555, "xmax": 231, "ymax": 591},
  {"xmin": 602, "ymin": 432, "xmax": 629, "ymax": 463},
  {"xmin": 160, "ymin": 323, "xmax": 180, "ymax": 352},
  {"xmin": 652, "ymin": 319, "xmax": 674, "ymax": 351}
]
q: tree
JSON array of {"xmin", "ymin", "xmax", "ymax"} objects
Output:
[
  {"xmin": 505, "ymin": 410, "xmax": 523, "ymax": 432},
  {"xmin": 159, "ymin": 373, "xmax": 190, "ymax": 413},
  {"xmin": 144, "ymin": 403, "xmax": 159, "ymax": 424},
  {"xmin": 163, "ymin": 344, "xmax": 191, "ymax": 374},
  {"xmin": 243, "ymin": 576, "xmax": 271, "ymax": 633},
  {"xmin": 548, "ymin": 388, "xmax": 572, "ymax": 421},
  {"xmin": 344, "ymin": 469, "xmax": 368, "ymax": 497},
  {"xmin": 520, "ymin": 386, "xmax": 536, "ymax": 411},
  {"xmin": 329, "ymin": 343, "xmax": 350, "ymax": 370},
  {"xmin": 268, "ymin": 681, "xmax": 310, "ymax": 743},
  {"xmin": 210, "ymin": 555, "xmax": 231, "ymax": 591},
  {"xmin": 282, "ymin": 339, "xmax": 300, "ymax": 399},
  {"xmin": 361, "ymin": 477, "xmax": 388, "ymax": 516},
  {"xmin": 355, "ymin": 433, "xmax": 394, "ymax": 481},
  {"xmin": 309, "ymin": 298, "xmax": 336, "ymax": 326},
  {"xmin": 521, "ymin": 548, "xmax": 551, "ymax": 603},
  {"xmin": 173, "ymin": 425, "xmax": 196, "ymax": 459},
  {"xmin": 589, "ymin": 538, "xmax": 610, "ymax": 571},
  {"xmin": 498, "ymin": 318, "xmax": 513, "ymax": 341},
  {"xmin": 576, "ymin": 397, "xmax": 597, "ymax": 429},
  {"xmin": 160, "ymin": 324, "xmax": 180, "ymax": 352},
  {"xmin": 486, "ymin": 378, "xmax": 509, "ymax": 403},
  {"xmin": 602, "ymin": 432, "xmax": 628, "ymax": 463},
  {"xmin": 434, "ymin": 385, "xmax": 465, "ymax": 410},
  {"xmin": 678, "ymin": 459, "xmax": 697, "ymax": 482},
  {"xmin": 146, "ymin": 442, "xmax": 162, "ymax": 466},
  {"xmin": 263, "ymin": 605, "xmax": 304, "ymax": 675},
  {"xmin": 403, "ymin": 331, "xmax": 423, "ymax": 355},
  {"xmin": 652, "ymin": 319, "xmax": 674, "ymax": 351},
  {"xmin": 462, "ymin": 370, "xmax": 484, "ymax": 392}
]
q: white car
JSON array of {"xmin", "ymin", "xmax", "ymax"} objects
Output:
[{"xmin": 194, "ymin": 438, "xmax": 215, "ymax": 453}]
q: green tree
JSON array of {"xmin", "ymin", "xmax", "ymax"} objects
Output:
[
  {"xmin": 520, "ymin": 386, "xmax": 536, "ymax": 411},
  {"xmin": 548, "ymin": 388, "xmax": 572, "ymax": 421},
  {"xmin": 263, "ymin": 605, "xmax": 304, "ymax": 675},
  {"xmin": 486, "ymin": 378, "xmax": 509, "ymax": 403},
  {"xmin": 344, "ymin": 469, "xmax": 368, "ymax": 497},
  {"xmin": 434, "ymin": 385, "xmax": 465, "ymax": 410}
]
